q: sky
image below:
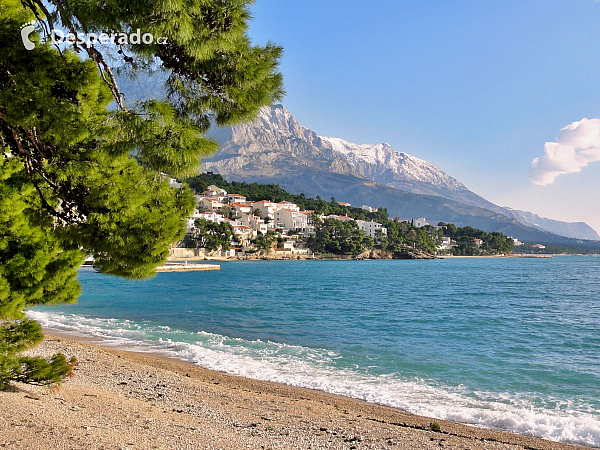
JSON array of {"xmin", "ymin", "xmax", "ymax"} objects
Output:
[{"xmin": 247, "ymin": 0, "xmax": 600, "ymax": 234}]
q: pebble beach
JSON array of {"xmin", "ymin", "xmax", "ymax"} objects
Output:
[{"xmin": 0, "ymin": 334, "xmax": 586, "ymax": 450}]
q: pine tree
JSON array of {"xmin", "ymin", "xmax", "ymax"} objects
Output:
[
  {"xmin": 0, "ymin": 0, "xmax": 283, "ymax": 389},
  {"xmin": 192, "ymin": 219, "xmax": 235, "ymax": 251}
]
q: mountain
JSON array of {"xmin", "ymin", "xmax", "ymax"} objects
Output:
[
  {"xmin": 501, "ymin": 209, "xmax": 599, "ymax": 242},
  {"xmin": 317, "ymin": 135, "xmax": 600, "ymax": 240},
  {"xmin": 319, "ymin": 137, "xmax": 467, "ymax": 194},
  {"xmin": 203, "ymin": 105, "xmax": 600, "ymax": 243},
  {"xmin": 113, "ymin": 71, "xmax": 597, "ymax": 240}
]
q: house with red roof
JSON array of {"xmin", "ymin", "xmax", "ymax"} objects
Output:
[
  {"xmin": 225, "ymin": 193, "xmax": 247, "ymax": 204},
  {"xmin": 230, "ymin": 202, "xmax": 253, "ymax": 218}
]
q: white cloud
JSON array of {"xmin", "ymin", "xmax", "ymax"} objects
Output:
[{"xmin": 529, "ymin": 118, "xmax": 600, "ymax": 185}]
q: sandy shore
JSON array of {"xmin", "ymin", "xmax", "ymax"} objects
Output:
[{"xmin": 0, "ymin": 333, "xmax": 586, "ymax": 450}]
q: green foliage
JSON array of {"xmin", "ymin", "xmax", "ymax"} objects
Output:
[
  {"xmin": 0, "ymin": 318, "xmax": 75, "ymax": 390},
  {"xmin": 220, "ymin": 205, "xmax": 233, "ymax": 219},
  {"xmin": 192, "ymin": 218, "xmax": 234, "ymax": 251},
  {"xmin": 0, "ymin": 0, "xmax": 282, "ymax": 388},
  {"xmin": 308, "ymin": 217, "xmax": 373, "ymax": 255},
  {"xmin": 374, "ymin": 228, "xmax": 389, "ymax": 250},
  {"xmin": 186, "ymin": 173, "xmax": 388, "ymax": 221},
  {"xmin": 376, "ymin": 220, "xmax": 436, "ymax": 254},
  {"xmin": 22, "ymin": 0, "xmax": 284, "ymax": 128},
  {"xmin": 430, "ymin": 422, "xmax": 441, "ymax": 432},
  {"xmin": 0, "ymin": 157, "xmax": 85, "ymax": 319},
  {"xmin": 382, "ymin": 221, "xmax": 408, "ymax": 253},
  {"xmin": 0, "ymin": 6, "xmax": 201, "ymax": 281},
  {"xmin": 414, "ymin": 227, "xmax": 438, "ymax": 255},
  {"xmin": 185, "ymin": 175, "xmax": 517, "ymax": 258},
  {"xmin": 252, "ymin": 229, "xmax": 277, "ymax": 250},
  {"xmin": 438, "ymin": 222, "xmax": 514, "ymax": 255}
]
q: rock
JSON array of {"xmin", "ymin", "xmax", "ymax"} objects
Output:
[
  {"xmin": 356, "ymin": 249, "xmax": 393, "ymax": 260},
  {"xmin": 393, "ymin": 248, "xmax": 436, "ymax": 260}
]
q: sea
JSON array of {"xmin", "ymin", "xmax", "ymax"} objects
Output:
[{"xmin": 29, "ymin": 256, "xmax": 600, "ymax": 447}]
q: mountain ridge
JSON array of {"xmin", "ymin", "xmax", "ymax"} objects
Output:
[
  {"xmin": 113, "ymin": 72, "xmax": 597, "ymax": 240},
  {"xmin": 203, "ymin": 105, "xmax": 600, "ymax": 242},
  {"xmin": 316, "ymin": 124, "xmax": 599, "ymax": 240}
]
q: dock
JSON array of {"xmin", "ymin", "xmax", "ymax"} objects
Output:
[{"xmin": 155, "ymin": 263, "xmax": 221, "ymax": 272}]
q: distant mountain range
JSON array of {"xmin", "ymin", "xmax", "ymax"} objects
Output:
[
  {"xmin": 317, "ymin": 135, "xmax": 599, "ymax": 240},
  {"xmin": 204, "ymin": 105, "xmax": 600, "ymax": 244}
]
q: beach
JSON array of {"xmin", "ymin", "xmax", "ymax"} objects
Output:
[{"xmin": 0, "ymin": 333, "xmax": 585, "ymax": 450}]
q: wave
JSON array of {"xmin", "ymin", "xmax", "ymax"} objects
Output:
[{"xmin": 28, "ymin": 310, "xmax": 600, "ymax": 448}]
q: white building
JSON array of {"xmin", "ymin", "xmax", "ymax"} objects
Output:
[
  {"xmin": 414, "ymin": 217, "xmax": 430, "ymax": 228},
  {"xmin": 198, "ymin": 185, "xmax": 228, "ymax": 202},
  {"xmin": 186, "ymin": 211, "xmax": 225, "ymax": 232},
  {"xmin": 197, "ymin": 211, "xmax": 225, "ymax": 223},
  {"xmin": 199, "ymin": 197, "xmax": 223, "ymax": 211},
  {"xmin": 276, "ymin": 201, "xmax": 300, "ymax": 212},
  {"xmin": 207, "ymin": 185, "xmax": 227, "ymax": 196},
  {"xmin": 274, "ymin": 237, "xmax": 311, "ymax": 257},
  {"xmin": 232, "ymin": 225, "xmax": 256, "ymax": 242},
  {"xmin": 325, "ymin": 215, "xmax": 355, "ymax": 222},
  {"xmin": 360, "ymin": 205, "xmax": 378, "ymax": 213},
  {"xmin": 199, "ymin": 189, "xmax": 218, "ymax": 197},
  {"xmin": 230, "ymin": 202, "xmax": 253, "ymax": 218},
  {"xmin": 224, "ymin": 247, "xmax": 243, "ymax": 257},
  {"xmin": 222, "ymin": 218, "xmax": 239, "ymax": 227},
  {"xmin": 274, "ymin": 209, "xmax": 312, "ymax": 235},
  {"xmin": 437, "ymin": 236, "xmax": 456, "ymax": 251},
  {"xmin": 240, "ymin": 215, "xmax": 268, "ymax": 235},
  {"xmin": 167, "ymin": 177, "xmax": 182, "ymax": 189},
  {"xmin": 225, "ymin": 193, "xmax": 247, "ymax": 204},
  {"xmin": 252, "ymin": 200, "xmax": 278, "ymax": 219},
  {"xmin": 356, "ymin": 220, "xmax": 387, "ymax": 239},
  {"xmin": 509, "ymin": 236, "xmax": 524, "ymax": 246}
]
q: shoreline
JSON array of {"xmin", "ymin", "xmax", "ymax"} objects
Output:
[
  {"xmin": 166, "ymin": 253, "xmax": 589, "ymax": 262},
  {"xmin": 0, "ymin": 330, "xmax": 586, "ymax": 449},
  {"xmin": 167, "ymin": 254, "xmax": 529, "ymax": 262}
]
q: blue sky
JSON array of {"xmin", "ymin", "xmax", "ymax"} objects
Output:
[{"xmin": 248, "ymin": 0, "xmax": 600, "ymax": 234}]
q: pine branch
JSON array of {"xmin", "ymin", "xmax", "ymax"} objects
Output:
[{"xmin": 46, "ymin": 0, "xmax": 126, "ymax": 110}]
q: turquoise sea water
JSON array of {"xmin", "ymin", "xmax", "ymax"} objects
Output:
[{"xmin": 30, "ymin": 257, "xmax": 600, "ymax": 447}]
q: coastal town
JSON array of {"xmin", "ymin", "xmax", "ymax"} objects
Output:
[
  {"xmin": 170, "ymin": 181, "xmax": 388, "ymax": 258},
  {"xmin": 168, "ymin": 179, "xmax": 522, "ymax": 259}
]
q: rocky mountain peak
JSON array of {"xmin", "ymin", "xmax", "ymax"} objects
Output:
[
  {"xmin": 231, "ymin": 104, "xmax": 308, "ymax": 144},
  {"xmin": 204, "ymin": 105, "xmax": 600, "ymax": 240},
  {"xmin": 318, "ymin": 136, "xmax": 467, "ymax": 191}
]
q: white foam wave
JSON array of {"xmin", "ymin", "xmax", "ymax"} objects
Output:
[{"xmin": 28, "ymin": 310, "xmax": 600, "ymax": 448}]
